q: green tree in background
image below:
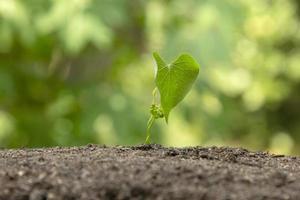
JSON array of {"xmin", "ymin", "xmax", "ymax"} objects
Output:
[{"xmin": 0, "ymin": 0, "xmax": 300, "ymax": 155}]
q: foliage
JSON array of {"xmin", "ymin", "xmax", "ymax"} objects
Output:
[
  {"xmin": 153, "ymin": 52, "xmax": 200, "ymax": 122},
  {"xmin": 145, "ymin": 52, "xmax": 199, "ymax": 143}
]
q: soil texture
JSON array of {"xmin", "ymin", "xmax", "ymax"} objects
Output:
[{"xmin": 0, "ymin": 144, "xmax": 300, "ymax": 200}]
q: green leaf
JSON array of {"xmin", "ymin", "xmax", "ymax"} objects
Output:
[{"xmin": 153, "ymin": 52, "xmax": 200, "ymax": 122}]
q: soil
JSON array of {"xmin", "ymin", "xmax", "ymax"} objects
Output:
[{"xmin": 0, "ymin": 144, "xmax": 300, "ymax": 200}]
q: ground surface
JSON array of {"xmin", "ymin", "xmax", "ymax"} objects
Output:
[{"xmin": 0, "ymin": 145, "xmax": 300, "ymax": 200}]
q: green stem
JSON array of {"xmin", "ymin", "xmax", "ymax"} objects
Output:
[
  {"xmin": 152, "ymin": 87, "xmax": 158, "ymax": 104},
  {"xmin": 145, "ymin": 115, "xmax": 155, "ymax": 144}
]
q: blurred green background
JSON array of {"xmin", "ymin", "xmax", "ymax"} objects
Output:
[{"xmin": 0, "ymin": 0, "xmax": 300, "ymax": 155}]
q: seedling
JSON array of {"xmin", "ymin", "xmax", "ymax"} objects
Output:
[{"xmin": 145, "ymin": 52, "xmax": 200, "ymax": 144}]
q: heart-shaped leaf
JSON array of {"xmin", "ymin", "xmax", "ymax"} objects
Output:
[{"xmin": 153, "ymin": 52, "xmax": 200, "ymax": 122}]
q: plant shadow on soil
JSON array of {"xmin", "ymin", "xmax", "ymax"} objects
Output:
[{"xmin": 0, "ymin": 144, "xmax": 300, "ymax": 200}]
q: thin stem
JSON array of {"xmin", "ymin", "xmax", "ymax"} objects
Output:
[
  {"xmin": 152, "ymin": 87, "xmax": 158, "ymax": 104},
  {"xmin": 145, "ymin": 115, "xmax": 155, "ymax": 144}
]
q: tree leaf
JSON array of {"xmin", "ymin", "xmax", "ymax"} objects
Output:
[{"xmin": 153, "ymin": 52, "xmax": 200, "ymax": 122}]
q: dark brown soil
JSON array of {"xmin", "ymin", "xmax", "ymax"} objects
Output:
[{"xmin": 0, "ymin": 144, "xmax": 300, "ymax": 200}]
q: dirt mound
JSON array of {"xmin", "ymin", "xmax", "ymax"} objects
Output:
[{"xmin": 0, "ymin": 144, "xmax": 299, "ymax": 200}]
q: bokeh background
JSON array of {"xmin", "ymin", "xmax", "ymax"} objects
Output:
[{"xmin": 0, "ymin": 0, "xmax": 300, "ymax": 155}]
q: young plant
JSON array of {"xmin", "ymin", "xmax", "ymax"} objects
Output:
[{"xmin": 145, "ymin": 52, "xmax": 200, "ymax": 144}]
